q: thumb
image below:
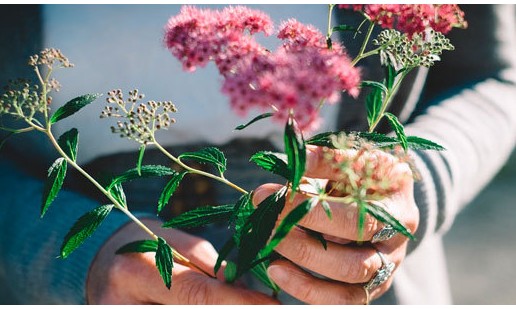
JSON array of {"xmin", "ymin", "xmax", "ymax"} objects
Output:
[{"xmin": 252, "ymin": 183, "xmax": 284, "ymax": 206}]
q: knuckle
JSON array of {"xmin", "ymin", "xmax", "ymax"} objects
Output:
[
  {"xmin": 295, "ymin": 240, "xmax": 314, "ymax": 266},
  {"xmin": 178, "ymin": 276, "xmax": 212, "ymax": 304}
]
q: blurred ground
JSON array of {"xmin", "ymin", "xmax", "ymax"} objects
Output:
[{"xmin": 444, "ymin": 150, "xmax": 516, "ymax": 304}]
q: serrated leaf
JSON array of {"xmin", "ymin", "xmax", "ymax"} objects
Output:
[
  {"xmin": 284, "ymin": 117, "xmax": 306, "ymax": 196},
  {"xmin": 57, "ymin": 128, "xmax": 79, "ymax": 162},
  {"xmin": 108, "ymin": 165, "xmax": 177, "ymax": 190},
  {"xmin": 230, "ymin": 192, "xmax": 253, "ymax": 227},
  {"xmin": 60, "ymin": 204, "xmax": 113, "ymax": 258},
  {"xmin": 116, "ymin": 239, "xmax": 158, "ymax": 254},
  {"xmin": 108, "ymin": 182, "xmax": 127, "ymax": 208},
  {"xmin": 384, "ymin": 112, "xmax": 408, "ymax": 151},
  {"xmin": 214, "ymin": 237, "xmax": 236, "ymax": 275},
  {"xmin": 366, "ymin": 87, "xmax": 384, "ymax": 128},
  {"xmin": 155, "ymin": 237, "xmax": 174, "ymax": 289},
  {"xmin": 50, "ymin": 93, "xmax": 101, "ymax": 124},
  {"xmin": 236, "ymin": 187, "xmax": 287, "ymax": 276},
  {"xmin": 234, "ymin": 112, "xmax": 273, "ymax": 131},
  {"xmin": 157, "ymin": 171, "xmax": 187, "ymax": 213},
  {"xmin": 357, "ymin": 200, "xmax": 367, "ymax": 241},
  {"xmin": 179, "ymin": 147, "xmax": 227, "ymax": 175},
  {"xmin": 41, "ymin": 157, "xmax": 67, "ymax": 217},
  {"xmin": 361, "ymin": 80, "xmax": 388, "ymax": 95},
  {"xmin": 136, "ymin": 144, "xmax": 145, "ymax": 176},
  {"xmin": 162, "ymin": 204, "xmax": 234, "ymax": 229},
  {"xmin": 224, "ymin": 261, "xmax": 238, "ymax": 283},
  {"xmin": 250, "ymin": 151, "xmax": 289, "ymax": 179},
  {"xmin": 260, "ymin": 198, "xmax": 315, "ymax": 257},
  {"xmin": 306, "ymin": 131, "xmax": 340, "ymax": 148},
  {"xmin": 364, "ymin": 202, "xmax": 414, "ymax": 240},
  {"xmin": 407, "ymin": 136, "xmax": 445, "ymax": 151},
  {"xmin": 304, "ymin": 228, "xmax": 328, "ymax": 250},
  {"xmin": 356, "ymin": 132, "xmax": 399, "ymax": 147}
]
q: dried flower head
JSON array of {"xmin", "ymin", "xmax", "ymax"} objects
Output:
[
  {"xmin": 0, "ymin": 78, "xmax": 42, "ymax": 119},
  {"xmin": 373, "ymin": 29, "xmax": 454, "ymax": 70},
  {"xmin": 101, "ymin": 89, "xmax": 177, "ymax": 144},
  {"xmin": 28, "ymin": 48, "xmax": 74, "ymax": 70},
  {"xmin": 324, "ymin": 132, "xmax": 412, "ymax": 200}
]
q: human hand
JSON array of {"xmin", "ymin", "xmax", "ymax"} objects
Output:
[
  {"xmin": 252, "ymin": 145, "xmax": 419, "ymax": 304},
  {"xmin": 86, "ymin": 219, "xmax": 279, "ymax": 304}
]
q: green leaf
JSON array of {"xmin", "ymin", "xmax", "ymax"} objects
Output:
[
  {"xmin": 361, "ymin": 80, "xmax": 388, "ymax": 95},
  {"xmin": 50, "ymin": 93, "xmax": 101, "ymax": 124},
  {"xmin": 364, "ymin": 202, "xmax": 414, "ymax": 240},
  {"xmin": 356, "ymin": 132, "xmax": 398, "ymax": 147},
  {"xmin": 250, "ymin": 260, "xmax": 280, "ymax": 292},
  {"xmin": 179, "ymin": 147, "xmax": 227, "ymax": 175},
  {"xmin": 260, "ymin": 198, "xmax": 315, "ymax": 257},
  {"xmin": 162, "ymin": 204, "xmax": 235, "ymax": 229},
  {"xmin": 357, "ymin": 200, "xmax": 367, "ymax": 241},
  {"xmin": 407, "ymin": 136, "xmax": 445, "ymax": 151},
  {"xmin": 157, "ymin": 171, "xmax": 187, "ymax": 213},
  {"xmin": 250, "ymin": 151, "xmax": 289, "ymax": 179},
  {"xmin": 224, "ymin": 261, "xmax": 238, "ymax": 283},
  {"xmin": 236, "ymin": 187, "xmax": 287, "ymax": 276},
  {"xmin": 108, "ymin": 182, "xmax": 127, "ymax": 208},
  {"xmin": 284, "ymin": 117, "xmax": 306, "ymax": 196},
  {"xmin": 57, "ymin": 128, "xmax": 79, "ymax": 162},
  {"xmin": 320, "ymin": 200, "xmax": 333, "ymax": 220},
  {"xmin": 116, "ymin": 239, "xmax": 158, "ymax": 254},
  {"xmin": 332, "ymin": 24, "xmax": 358, "ymax": 33},
  {"xmin": 366, "ymin": 87, "xmax": 384, "ymax": 128},
  {"xmin": 303, "ymin": 228, "xmax": 328, "ymax": 250},
  {"xmin": 41, "ymin": 157, "xmax": 67, "ymax": 217},
  {"xmin": 108, "ymin": 165, "xmax": 177, "ymax": 190},
  {"xmin": 214, "ymin": 237, "xmax": 236, "ymax": 275},
  {"xmin": 155, "ymin": 237, "xmax": 174, "ymax": 289},
  {"xmin": 234, "ymin": 112, "xmax": 273, "ymax": 130},
  {"xmin": 385, "ymin": 63, "xmax": 396, "ymax": 90},
  {"xmin": 306, "ymin": 131, "xmax": 339, "ymax": 148},
  {"xmin": 384, "ymin": 112, "xmax": 408, "ymax": 151},
  {"xmin": 136, "ymin": 144, "xmax": 145, "ymax": 176},
  {"xmin": 60, "ymin": 204, "xmax": 114, "ymax": 258},
  {"xmin": 232, "ymin": 193, "xmax": 254, "ymax": 247}
]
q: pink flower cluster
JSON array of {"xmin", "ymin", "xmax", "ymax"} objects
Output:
[
  {"xmin": 165, "ymin": 6, "xmax": 361, "ymax": 132},
  {"xmin": 164, "ymin": 5, "xmax": 272, "ymax": 73},
  {"xmin": 339, "ymin": 4, "xmax": 467, "ymax": 37}
]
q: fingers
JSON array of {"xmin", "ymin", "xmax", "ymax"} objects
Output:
[
  {"xmin": 273, "ymin": 227, "xmax": 405, "ymax": 284},
  {"xmin": 107, "ymin": 251, "xmax": 278, "ymax": 304},
  {"xmin": 267, "ymin": 259, "xmax": 370, "ymax": 305}
]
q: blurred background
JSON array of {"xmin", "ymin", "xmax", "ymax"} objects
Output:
[{"xmin": 444, "ymin": 150, "xmax": 516, "ymax": 304}]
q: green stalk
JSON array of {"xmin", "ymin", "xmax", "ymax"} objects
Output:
[
  {"xmin": 351, "ymin": 21, "xmax": 376, "ymax": 66},
  {"xmin": 152, "ymin": 138, "xmax": 248, "ymax": 195}
]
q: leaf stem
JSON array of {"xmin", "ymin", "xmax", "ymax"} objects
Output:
[
  {"xmin": 45, "ymin": 126, "xmax": 214, "ymax": 278},
  {"xmin": 152, "ymin": 139, "xmax": 248, "ymax": 195},
  {"xmin": 368, "ymin": 69, "xmax": 410, "ymax": 132},
  {"xmin": 351, "ymin": 21, "xmax": 376, "ymax": 66}
]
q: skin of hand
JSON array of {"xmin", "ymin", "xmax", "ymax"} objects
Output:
[
  {"xmin": 86, "ymin": 219, "xmax": 279, "ymax": 304},
  {"xmin": 252, "ymin": 145, "xmax": 420, "ymax": 305}
]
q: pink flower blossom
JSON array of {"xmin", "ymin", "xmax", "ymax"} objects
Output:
[
  {"xmin": 339, "ymin": 4, "xmax": 467, "ymax": 37},
  {"xmin": 165, "ymin": 7, "xmax": 361, "ymax": 132}
]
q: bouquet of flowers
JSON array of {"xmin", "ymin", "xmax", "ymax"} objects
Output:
[{"xmin": 0, "ymin": 4, "xmax": 467, "ymax": 296}]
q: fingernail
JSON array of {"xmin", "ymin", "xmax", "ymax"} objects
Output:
[{"xmin": 267, "ymin": 265, "xmax": 287, "ymax": 284}]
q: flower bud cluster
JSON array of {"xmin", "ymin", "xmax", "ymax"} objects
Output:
[
  {"xmin": 0, "ymin": 79, "xmax": 42, "ymax": 119},
  {"xmin": 339, "ymin": 4, "xmax": 467, "ymax": 38},
  {"xmin": 325, "ymin": 133, "xmax": 412, "ymax": 200},
  {"xmin": 100, "ymin": 89, "xmax": 177, "ymax": 144},
  {"xmin": 28, "ymin": 48, "xmax": 74, "ymax": 70},
  {"xmin": 374, "ymin": 29, "xmax": 454, "ymax": 70}
]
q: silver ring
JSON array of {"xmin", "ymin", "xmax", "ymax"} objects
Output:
[
  {"xmin": 371, "ymin": 225, "xmax": 397, "ymax": 243},
  {"xmin": 364, "ymin": 251, "xmax": 395, "ymax": 292}
]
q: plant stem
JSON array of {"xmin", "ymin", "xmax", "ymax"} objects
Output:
[
  {"xmin": 368, "ymin": 70, "xmax": 410, "ymax": 132},
  {"xmin": 326, "ymin": 4, "xmax": 336, "ymax": 40},
  {"xmin": 152, "ymin": 139, "xmax": 248, "ymax": 195},
  {"xmin": 45, "ymin": 125, "xmax": 214, "ymax": 278},
  {"xmin": 351, "ymin": 21, "xmax": 375, "ymax": 66}
]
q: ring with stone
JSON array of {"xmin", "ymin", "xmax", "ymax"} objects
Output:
[
  {"xmin": 371, "ymin": 225, "xmax": 398, "ymax": 243},
  {"xmin": 364, "ymin": 250, "xmax": 395, "ymax": 292}
]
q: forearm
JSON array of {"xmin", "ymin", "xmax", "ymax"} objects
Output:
[{"xmin": 0, "ymin": 158, "xmax": 132, "ymax": 304}]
